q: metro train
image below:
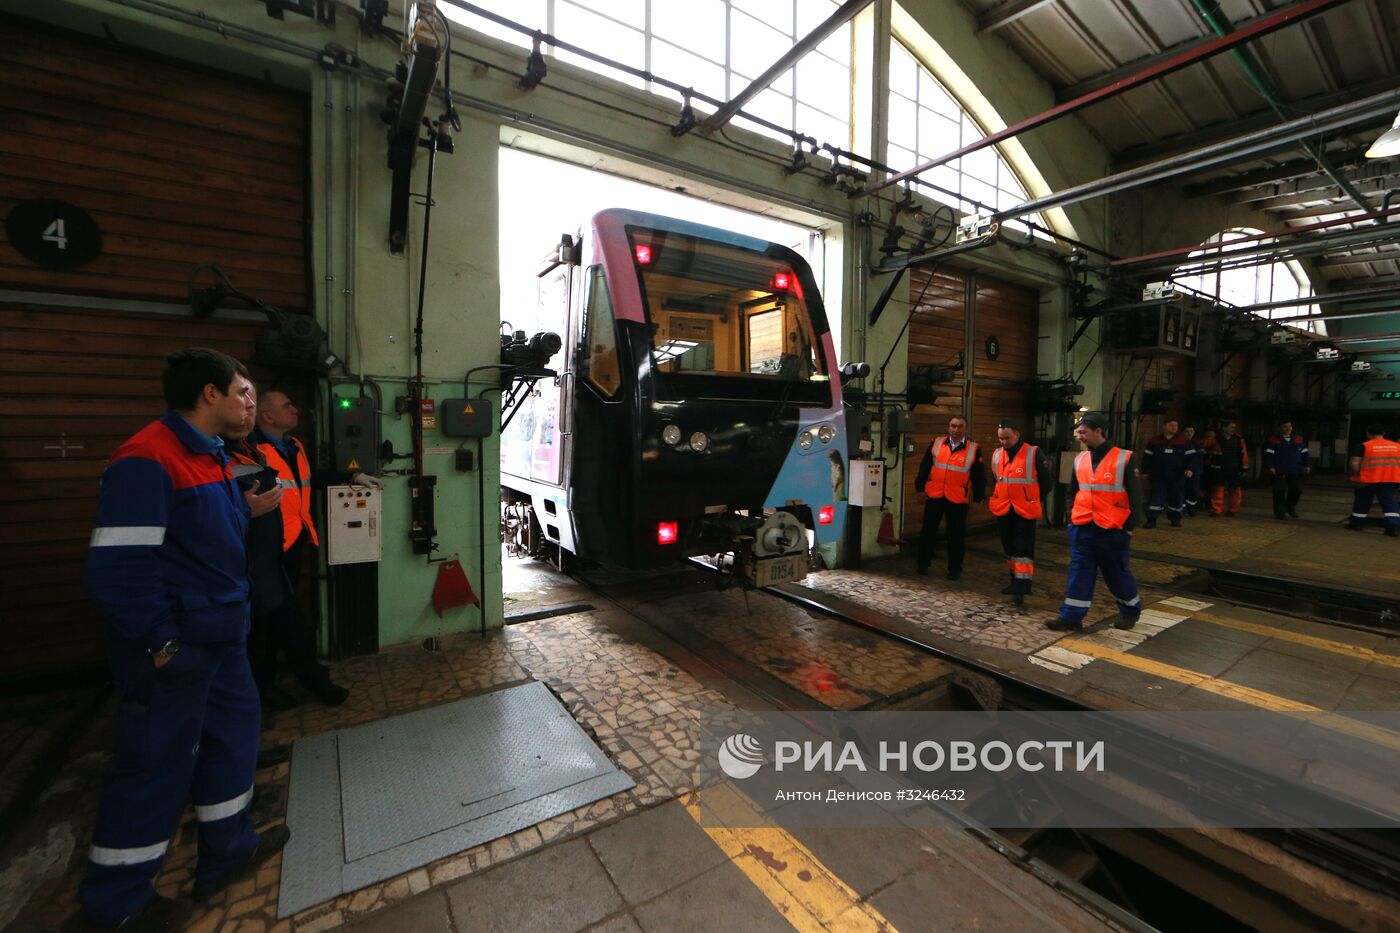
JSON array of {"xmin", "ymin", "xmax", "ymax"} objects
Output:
[{"xmin": 500, "ymin": 208, "xmax": 851, "ymax": 585}]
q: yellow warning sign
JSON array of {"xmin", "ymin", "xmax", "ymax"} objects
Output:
[
  {"xmin": 463, "ymin": 403, "xmax": 474, "ymax": 414},
  {"xmin": 347, "ymin": 458, "xmax": 360, "ymax": 470}
]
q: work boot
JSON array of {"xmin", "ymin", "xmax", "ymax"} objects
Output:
[
  {"xmin": 68, "ymin": 896, "xmax": 193, "ymax": 933},
  {"xmin": 1287, "ymin": 509, "xmax": 1299, "ymax": 519},
  {"xmin": 1275, "ymin": 513, "xmax": 1287, "ymax": 521},
  {"xmin": 946, "ymin": 568, "xmax": 961, "ymax": 581},
  {"xmin": 1169, "ymin": 518, "xmax": 1181, "ymax": 527},
  {"xmin": 1013, "ymin": 593, "xmax": 1024, "ymax": 606},
  {"xmin": 1144, "ymin": 518, "xmax": 1157, "ymax": 529},
  {"xmin": 192, "ymin": 825, "xmax": 291, "ymax": 902},
  {"xmin": 1046, "ymin": 617, "xmax": 1082, "ymax": 632},
  {"xmin": 916, "ymin": 564, "xmax": 929, "ymax": 576},
  {"xmin": 313, "ymin": 681, "xmax": 350, "ymax": 707},
  {"xmin": 1000, "ymin": 583, "xmax": 1016, "ymax": 595},
  {"xmin": 1347, "ymin": 524, "xmax": 1364, "ymax": 532},
  {"xmin": 1113, "ymin": 615, "xmax": 1138, "ymax": 631},
  {"xmin": 1387, "ymin": 528, "xmax": 1399, "ymax": 539},
  {"xmin": 260, "ymin": 684, "xmax": 300, "ymax": 712}
]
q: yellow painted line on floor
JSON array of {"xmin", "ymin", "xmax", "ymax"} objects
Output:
[
  {"xmin": 1188, "ymin": 610, "xmax": 1400, "ymax": 669},
  {"xmin": 681, "ymin": 784, "xmax": 896, "ymax": 933},
  {"xmin": 1060, "ymin": 637, "xmax": 1400, "ymax": 751}
]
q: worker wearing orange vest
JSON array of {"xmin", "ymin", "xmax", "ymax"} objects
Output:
[
  {"xmin": 913, "ymin": 415, "xmax": 986, "ymax": 580},
  {"xmin": 254, "ymin": 390, "xmax": 380, "ymax": 588},
  {"xmin": 1049, "ymin": 412, "xmax": 1145, "ymax": 632},
  {"xmin": 989, "ymin": 419, "xmax": 1053, "ymax": 606},
  {"xmin": 1348, "ymin": 425, "xmax": 1400, "ymax": 536}
]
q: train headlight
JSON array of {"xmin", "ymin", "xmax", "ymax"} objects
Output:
[
  {"xmin": 817, "ymin": 424, "xmax": 835, "ymax": 444},
  {"xmin": 688, "ymin": 431, "xmax": 710, "ymax": 452},
  {"xmin": 661, "ymin": 424, "xmax": 682, "ymax": 446},
  {"xmin": 798, "ymin": 432, "xmax": 814, "ymax": 451}
]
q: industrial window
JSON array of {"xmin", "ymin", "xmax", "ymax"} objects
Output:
[
  {"xmin": 1172, "ymin": 228, "xmax": 1325, "ymax": 335},
  {"xmin": 582, "ymin": 265, "xmax": 622, "ymax": 396},
  {"xmin": 885, "ymin": 40, "xmax": 1044, "ymax": 236},
  {"xmin": 447, "ymin": 0, "xmax": 853, "ymax": 149}
]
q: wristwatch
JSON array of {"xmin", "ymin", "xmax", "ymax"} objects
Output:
[{"xmin": 149, "ymin": 639, "xmax": 181, "ymax": 661}]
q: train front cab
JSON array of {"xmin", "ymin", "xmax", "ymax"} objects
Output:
[{"xmin": 505, "ymin": 209, "xmax": 848, "ymax": 580}]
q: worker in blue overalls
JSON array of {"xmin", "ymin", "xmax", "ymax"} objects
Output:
[
  {"xmin": 1182, "ymin": 426, "xmax": 1204, "ymax": 515},
  {"xmin": 1049, "ymin": 412, "xmax": 1145, "ymax": 632},
  {"xmin": 80, "ymin": 349, "xmax": 290, "ymax": 931},
  {"xmin": 1263, "ymin": 418, "xmax": 1309, "ymax": 520},
  {"xmin": 1143, "ymin": 418, "xmax": 1194, "ymax": 528}
]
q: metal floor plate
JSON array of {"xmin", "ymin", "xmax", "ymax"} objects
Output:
[{"xmin": 278, "ymin": 681, "xmax": 634, "ymax": 918}]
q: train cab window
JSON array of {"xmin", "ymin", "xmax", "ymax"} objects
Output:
[
  {"xmin": 582, "ymin": 266, "xmax": 622, "ymax": 397},
  {"xmin": 628, "ymin": 226, "xmax": 831, "ymax": 406}
]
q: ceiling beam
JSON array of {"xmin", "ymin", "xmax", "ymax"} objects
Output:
[
  {"xmin": 1234, "ymin": 159, "xmax": 1400, "ymax": 205},
  {"xmin": 1057, "ymin": 0, "xmax": 1347, "ymax": 103},
  {"xmin": 1183, "ymin": 147, "xmax": 1371, "ymax": 197},
  {"xmin": 976, "ymin": 0, "xmax": 1057, "ymax": 34},
  {"xmin": 1111, "ymin": 75, "xmax": 1400, "ymax": 170},
  {"xmin": 1251, "ymin": 178, "xmax": 1400, "ymax": 212},
  {"xmin": 864, "ymin": 0, "xmax": 1350, "ymax": 196}
]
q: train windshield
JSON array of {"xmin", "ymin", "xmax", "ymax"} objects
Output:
[{"xmin": 627, "ymin": 226, "xmax": 831, "ymax": 406}]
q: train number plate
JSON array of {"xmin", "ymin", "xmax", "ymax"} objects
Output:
[{"xmin": 752, "ymin": 553, "xmax": 807, "ymax": 588}]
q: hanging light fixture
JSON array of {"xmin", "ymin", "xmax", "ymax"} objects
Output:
[{"xmin": 1366, "ymin": 111, "xmax": 1400, "ymax": 158}]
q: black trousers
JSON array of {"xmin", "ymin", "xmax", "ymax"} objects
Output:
[
  {"xmin": 283, "ymin": 534, "xmax": 308, "ymax": 592},
  {"xmin": 1271, "ymin": 474, "xmax": 1303, "ymax": 516},
  {"xmin": 996, "ymin": 513, "xmax": 1037, "ymax": 595},
  {"xmin": 248, "ymin": 598, "xmax": 331, "ymax": 695},
  {"xmin": 918, "ymin": 497, "xmax": 968, "ymax": 573}
]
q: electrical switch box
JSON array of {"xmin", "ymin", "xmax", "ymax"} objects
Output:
[
  {"xmin": 327, "ymin": 485, "xmax": 382, "ymax": 565},
  {"xmin": 330, "ymin": 396, "xmax": 379, "ymax": 473},
  {"xmin": 848, "ymin": 459, "xmax": 884, "ymax": 507},
  {"xmin": 440, "ymin": 397, "xmax": 494, "ymax": 437}
]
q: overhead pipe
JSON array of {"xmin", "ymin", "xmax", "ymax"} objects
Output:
[
  {"xmin": 1111, "ymin": 205, "xmax": 1400, "ymax": 268},
  {"xmin": 1274, "ymin": 305, "xmax": 1400, "ymax": 325},
  {"xmin": 1157, "ymin": 226, "xmax": 1400, "ymax": 277},
  {"xmin": 862, "ymin": 0, "xmax": 1350, "ymax": 196},
  {"xmin": 994, "ymin": 88, "xmax": 1400, "ymax": 221},
  {"xmin": 1234, "ymin": 285, "xmax": 1400, "ymax": 316},
  {"xmin": 696, "ymin": 0, "xmax": 871, "ymax": 135},
  {"xmin": 1188, "ymin": 0, "xmax": 1374, "ymax": 212},
  {"xmin": 1162, "ymin": 228, "xmax": 1400, "ymax": 277}
]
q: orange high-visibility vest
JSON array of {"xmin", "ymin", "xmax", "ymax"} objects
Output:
[
  {"xmin": 258, "ymin": 436, "xmax": 319, "ymax": 550},
  {"xmin": 1071, "ymin": 446, "xmax": 1132, "ymax": 529},
  {"xmin": 990, "ymin": 444, "xmax": 1042, "ymax": 519},
  {"xmin": 1359, "ymin": 437, "xmax": 1400, "ymax": 484},
  {"xmin": 924, "ymin": 436, "xmax": 979, "ymax": 504}
]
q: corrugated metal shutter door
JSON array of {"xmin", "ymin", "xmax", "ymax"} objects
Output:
[{"xmin": 0, "ymin": 21, "xmax": 308, "ymax": 684}]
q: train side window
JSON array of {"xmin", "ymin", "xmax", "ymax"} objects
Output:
[{"xmin": 583, "ymin": 266, "xmax": 622, "ymax": 397}]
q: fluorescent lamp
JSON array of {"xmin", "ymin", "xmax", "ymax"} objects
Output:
[{"xmin": 1366, "ymin": 111, "xmax": 1400, "ymax": 158}]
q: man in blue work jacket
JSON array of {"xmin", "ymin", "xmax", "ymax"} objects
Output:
[
  {"xmin": 1263, "ymin": 419, "xmax": 1309, "ymax": 519},
  {"xmin": 80, "ymin": 349, "xmax": 289, "ymax": 931},
  {"xmin": 1142, "ymin": 418, "xmax": 1195, "ymax": 528}
]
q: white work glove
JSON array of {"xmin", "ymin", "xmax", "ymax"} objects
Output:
[{"xmin": 351, "ymin": 473, "xmax": 384, "ymax": 489}]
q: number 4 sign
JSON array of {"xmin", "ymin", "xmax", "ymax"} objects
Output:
[{"xmin": 5, "ymin": 198, "xmax": 102, "ymax": 271}]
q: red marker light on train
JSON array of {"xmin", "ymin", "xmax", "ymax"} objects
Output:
[
  {"xmin": 771, "ymin": 272, "xmax": 791, "ymax": 290},
  {"xmin": 657, "ymin": 521, "xmax": 679, "ymax": 545},
  {"xmin": 818, "ymin": 506, "xmax": 834, "ymax": 525},
  {"xmin": 634, "ymin": 244, "xmax": 653, "ymax": 265}
]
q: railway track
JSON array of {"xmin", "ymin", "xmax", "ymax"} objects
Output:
[{"xmin": 572, "ymin": 559, "xmax": 1400, "ymax": 929}]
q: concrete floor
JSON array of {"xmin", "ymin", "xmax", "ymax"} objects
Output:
[{"xmin": 3, "ymin": 508, "xmax": 1397, "ymax": 932}]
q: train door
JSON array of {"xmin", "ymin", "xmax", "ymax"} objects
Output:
[{"xmin": 529, "ymin": 257, "xmax": 572, "ymax": 488}]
